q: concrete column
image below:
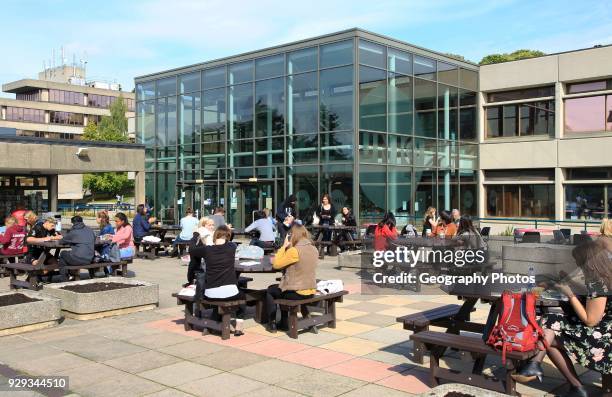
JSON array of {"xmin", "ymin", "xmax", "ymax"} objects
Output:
[
  {"xmin": 49, "ymin": 174, "xmax": 58, "ymax": 212},
  {"xmin": 477, "ymin": 169, "xmax": 486, "ymax": 219},
  {"xmin": 555, "ymin": 167, "xmax": 565, "ymax": 221},
  {"xmin": 134, "ymin": 171, "xmax": 146, "ymax": 206},
  {"xmin": 554, "ymin": 82, "xmax": 563, "ymax": 139}
]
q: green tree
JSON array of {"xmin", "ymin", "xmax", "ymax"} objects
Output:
[
  {"xmin": 479, "ymin": 49, "xmax": 546, "ymax": 65},
  {"xmin": 82, "ymin": 96, "xmax": 133, "ymax": 198}
]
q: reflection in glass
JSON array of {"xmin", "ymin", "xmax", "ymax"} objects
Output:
[
  {"xmin": 522, "ymin": 185, "xmax": 554, "ymax": 218},
  {"xmin": 459, "ymin": 171, "xmax": 477, "ymax": 216},
  {"xmin": 203, "ymin": 67, "xmax": 225, "ymax": 89},
  {"xmin": 460, "ymin": 68, "xmax": 478, "ymax": 91},
  {"xmin": 287, "ymin": 47, "xmax": 317, "ymax": 74},
  {"xmin": 156, "ymin": 172, "xmax": 176, "ymax": 222},
  {"xmin": 229, "ymin": 83, "xmax": 253, "ymax": 139},
  {"xmin": 320, "ymin": 66, "xmax": 353, "ymax": 131},
  {"xmin": 180, "ymin": 72, "xmax": 200, "ymax": 93},
  {"xmin": 137, "ymin": 81, "xmax": 155, "ymax": 101},
  {"xmin": 438, "ymin": 169, "xmax": 458, "ymax": 212},
  {"xmin": 288, "ymin": 134, "xmax": 318, "ymax": 163},
  {"xmin": 458, "ymin": 144, "xmax": 477, "ymax": 169},
  {"xmin": 414, "ymin": 78, "xmax": 436, "ymax": 137},
  {"xmin": 202, "ymin": 141, "xmax": 225, "ymax": 177},
  {"xmin": 228, "ymin": 139, "xmax": 253, "ymax": 167},
  {"xmin": 388, "ymin": 48, "xmax": 411, "ymax": 75},
  {"xmin": 287, "ymin": 165, "xmax": 318, "ymax": 218},
  {"xmin": 255, "ymin": 78, "xmax": 285, "ymax": 137},
  {"xmin": 437, "ymin": 62, "xmax": 458, "ymax": 86},
  {"xmin": 156, "ymin": 77, "xmax": 176, "ymax": 97},
  {"xmin": 388, "ymin": 134, "xmax": 412, "ymax": 165},
  {"xmin": 388, "ymin": 73, "xmax": 412, "ymax": 134},
  {"xmin": 565, "ymin": 184, "xmax": 606, "ymax": 220},
  {"xmin": 179, "ymin": 93, "xmax": 201, "ymax": 146},
  {"xmin": 359, "ymin": 40, "xmax": 385, "ymax": 69},
  {"xmin": 202, "ymin": 88, "xmax": 226, "ymax": 141},
  {"xmin": 565, "ymin": 96, "xmax": 606, "ymax": 132},
  {"xmin": 359, "ymin": 131, "xmax": 386, "ymax": 164},
  {"xmin": 288, "ymin": 72, "xmax": 318, "ymax": 134},
  {"xmin": 503, "ymin": 105, "xmax": 517, "ymax": 137},
  {"xmin": 414, "ymin": 56, "xmax": 435, "ymax": 80},
  {"xmin": 321, "ymin": 132, "xmax": 353, "ymax": 162},
  {"xmin": 359, "ymin": 66, "xmax": 386, "ymax": 132},
  {"xmin": 388, "ymin": 167, "xmax": 411, "ymax": 223},
  {"xmin": 360, "ymin": 165, "xmax": 386, "ymax": 221},
  {"xmin": 255, "ymin": 55, "xmax": 284, "ymax": 80},
  {"xmin": 415, "ymin": 169, "xmax": 435, "ymax": 217},
  {"xmin": 459, "ymin": 90, "xmax": 476, "ymax": 140},
  {"xmin": 437, "ymin": 140, "xmax": 456, "ymax": 168},
  {"xmin": 256, "ymin": 136, "xmax": 284, "ymax": 165},
  {"xmin": 137, "ymin": 100, "xmax": 155, "ymax": 145},
  {"xmin": 519, "ymin": 101, "xmax": 554, "ymax": 136},
  {"xmin": 320, "ymin": 40, "xmax": 353, "ymax": 68},
  {"xmin": 438, "ymin": 84, "xmax": 458, "ymax": 140},
  {"xmin": 321, "ymin": 163, "xmax": 353, "ymax": 213},
  {"xmin": 156, "ymin": 97, "xmax": 177, "ymax": 146},
  {"xmin": 229, "ymin": 61, "xmax": 253, "ymax": 85},
  {"xmin": 414, "ymin": 138, "xmax": 436, "ymax": 167},
  {"xmin": 486, "ymin": 107, "xmax": 501, "ymax": 137}
]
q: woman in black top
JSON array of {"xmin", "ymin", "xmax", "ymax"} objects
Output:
[
  {"xmin": 314, "ymin": 194, "xmax": 336, "ymax": 242},
  {"xmin": 336, "ymin": 207, "xmax": 356, "ymax": 251},
  {"xmin": 276, "ymin": 194, "xmax": 297, "ymax": 242},
  {"xmin": 422, "ymin": 206, "xmax": 438, "ymax": 237}
]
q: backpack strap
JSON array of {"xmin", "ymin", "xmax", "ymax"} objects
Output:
[{"xmin": 523, "ymin": 292, "xmax": 549, "ymax": 350}]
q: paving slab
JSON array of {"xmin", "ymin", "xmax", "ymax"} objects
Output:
[
  {"xmin": 103, "ymin": 350, "xmax": 182, "ymax": 373},
  {"xmin": 232, "ymin": 359, "xmax": 315, "ymax": 385},
  {"xmin": 145, "ymin": 389, "xmax": 197, "ymax": 397},
  {"xmin": 55, "ymin": 362, "xmax": 127, "ymax": 389},
  {"xmin": 177, "ymin": 372, "xmax": 267, "ymax": 397},
  {"xmin": 276, "ymin": 370, "xmax": 366, "ymax": 397},
  {"xmin": 349, "ymin": 313, "xmax": 398, "ymax": 327},
  {"xmin": 125, "ymin": 331, "xmax": 195, "ymax": 349},
  {"xmin": 235, "ymin": 385, "xmax": 306, "ymax": 397},
  {"xmin": 75, "ymin": 372, "xmax": 165, "ymax": 397},
  {"xmin": 156, "ymin": 339, "xmax": 226, "ymax": 359},
  {"xmin": 339, "ymin": 383, "xmax": 414, "ymax": 397},
  {"xmin": 138, "ymin": 361, "xmax": 220, "ymax": 387},
  {"xmin": 355, "ymin": 327, "xmax": 412, "ymax": 345},
  {"xmin": 319, "ymin": 336, "xmax": 385, "ymax": 356},
  {"xmin": 9, "ymin": 352, "xmax": 93, "ymax": 375},
  {"xmin": 191, "ymin": 347, "xmax": 268, "ymax": 371},
  {"xmin": 64, "ymin": 340, "xmax": 148, "ymax": 362}
]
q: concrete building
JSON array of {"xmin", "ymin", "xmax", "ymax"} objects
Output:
[
  {"xmin": 0, "ymin": 65, "xmax": 136, "ymax": 201},
  {"xmin": 478, "ymin": 45, "xmax": 612, "ymax": 232}
]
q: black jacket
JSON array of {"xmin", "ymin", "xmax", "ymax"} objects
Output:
[
  {"xmin": 60, "ymin": 222, "xmax": 96, "ymax": 264},
  {"xmin": 188, "ymin": 239, "xmax": 238, "ymax": 289}
]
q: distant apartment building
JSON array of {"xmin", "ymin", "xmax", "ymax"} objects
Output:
[
  {"xmin": 0, "ymin": 64, "xmax": 136, "ymax": 201},
  {"xmin": 478, "ymin": 44, "xmax": 612, "ymax": 230}
]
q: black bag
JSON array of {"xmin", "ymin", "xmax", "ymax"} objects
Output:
[{"xmin": 194, "ymin": 271, "xmax": 206, "ymax": 300}]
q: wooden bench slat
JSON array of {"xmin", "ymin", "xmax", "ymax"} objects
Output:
[{"xmin": 274, "ymin": 290, "xmax": 347, "ymax": 306}]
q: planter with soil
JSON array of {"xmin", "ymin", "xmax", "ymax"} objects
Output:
[
  {"xmin": 42, "ymin": 277, "xmax": 158, "ymax": 320},
  {"xmin": 419, "ymin": 384, "xmax": 506, "ymax": 397},
  {"xmin": 0, "ymin": 290, "xmax": 61, "ymax": 336}
]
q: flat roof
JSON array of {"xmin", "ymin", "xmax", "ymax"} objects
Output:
[
  {"xmin": 479, "ymin": 43, "xmax": 612, "ymax": 67},
  {"xmin": 0, "ymin": 135, "xmax": 143, "ymax": 149},
  {"xmin": 135, "ymin": 27, "xmax": 479, "ymax": 83},
  {"xmin": 3, "ymin": 79, "xmax": 135, "ymax": 98}
]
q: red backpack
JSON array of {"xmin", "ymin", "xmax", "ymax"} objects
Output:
[{"xmin": 485, "ymin": 291, "xmax": 547, "ymax": 363}]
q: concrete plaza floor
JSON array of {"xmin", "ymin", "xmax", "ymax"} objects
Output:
[{"xmin": 0, "ymin": 252, "xmax": 604, "ymax": 397}]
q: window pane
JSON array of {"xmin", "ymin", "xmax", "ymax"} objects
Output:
[
  {"xmin": 156, "ymin": 172, "xmax": 176, "ymax": 222},
  {"xmin": 388, "ymin": 48, "xmax": 412, "ymax": 75},
  {"xmin": 287, "ymin": 47, "xmax": 317, "ymax": 74},
  {"xmin": 167, "ymin": 97, "xmax": 177, "ymax": 146},
  {"xmin": 438, "ymin": 140, "xmax": 456, "ymax": 168},
  {"xmin": 360, "ymin": 165, "xmax": 386, "ymax": 221},
  {"xmin": 137, "ymin": 82, "xmax": 155, "ymax": 101},
  {"xmin": 228, "ymin": 139, "xmax": 253, "ymax": 167},
  {"xmin": 387, "ymin": 134, "xmax": 412, "ymax": 166},
  {"xmin": 359, "ymin": 66, "xmax": 386, "ymax": 132},
  {"xmin": 180, "ymin": 72, "xmax": 200, "ymax": 93},
  {"xmin": 415, "ymin": 169, "xmax": 436, "ymax": 217},
  {"xmin": 320, "ymin": 131, "xmax": 353, "ymax": 162},
  {"xmin": 565, "ymin": 185, "xmax": 605, "ymax": 220},
  {"xmin": 414, "ymin": 138, "xmax": 436, "ymax": 167},
  {"xmin": 229, "ymin": 61, "xmax": 253, "ymax": 85},
  {"xmin": 438, "ymin": 84, "xmax": 458, "ymax": 140},
  {"xmin": 460, "ymin": 175, "xmax": 477, "ymax": 216},
  {"xmin": 202, "ymin": 88, "xmax": 226, "ymax": 141},
  {"xmin": 414, "ymin": 78, "xmax": 436, "ymax": 137},
  {"xmin": 288, "ymin": 134, "xmax": 318, "ymax": 163},
  {"xmin": 519, "ymin": 101, "xmax": 554, "ymax": 136},
  {"xmin": 255, "ymin": 54, "xmax": 284, "ymax": 80},
  {"xmin": 288, "ymin": 72, "xmax": 318, "ymax": 134},
  {"xmin": 458, "ymin": 144, "xmax": 477, "ymax": 169},
  {"xmin": 320, "ymin": 66, "xmax": 354, "ymax": 131},
  {"xmin": 359, "ymin": 131, "xmax": 386, "ymax": 164},
  {"xmin": 359, "ymin": 40, "xmax": 385, "ymax": 69},
  {"xmin": 288, "ymin": 165, "xmax": 318, "ymax": 218},
  {"xmin": 565, "ymin": 96, "xmax": 606, "ymax": 133},
  {"xmin": 255, "ymin": 77, "xmax": 285, "ymax": 137},
  {"xmin": 459, "ymin": 90, "xmax": 477, "ymax": 140},
  {"xmin": 388, "ymin": 166, "xmax": 411, "ymax": 220},
  {"xmin": 156, "ymin": 99, "xmax": 167, "ymax": 146},
  {"xmin": 521, "ymin": 185, "xmax": 554, "ymax": 218},
  {"xmin": 321, "ymin": 163, "xmax": 353, "ymax": 212},
  {"xmin": 438, "ymin": 169, "xmax": 459, "ymax": 212},
  {"xmin": 488, "ymin": 86, "xmax": 554, "ymax": 102},
  {"xmin": 203, "ymin": 67, "xmax": 225, "ymax": 89},
  {"xmin": 414, "ymin": 56, "xmax": 435, "ymax": 80},
  {"xmin": 255, "ymin": 136, "xmax": 284, "ymax": 165},
  {"xmin": 202, "ymin": 142, "xmax": 225, "ymax": 175},
  {"xmin": 179, "ymin": 93, "xmax": 201, "ymax": 145},
  {"xmin": 156, "ymin": 77, "xmax": 176, "ymax": 97},
  {"xmin": 608, "ymin": 95, "xmax": 612, "ymax": 131},
  {"xmin": 229, "ymin": 83, "xmax": 253, "ymax": 139},
  {"xmin": 388, "ymin": 73, "xmax": 412, "ymax": 134},
  {"xmin": 460, "ymin": 68, "xmax": 478, "ymax": 91},
  {"xmin": 438, "ymin": 62, "xmax": 458, "ymax": 86},
  {"xmin": 567, "ymin": 81, "xmax": 607, "ymax": 94},
  {"xmin": 320, "ymin": 40, "xmax": 353, "ymax": 68},
  {"xmin": 502, "ymin": 105, "xmax": 517, "ymax": 137},
  {"xmin": 486, "ymin": 107, "xmax": 501, "ymax": 137}
]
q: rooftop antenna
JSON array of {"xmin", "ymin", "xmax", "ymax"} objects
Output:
[
  {"xmin": 61, "ymin": 46, "xmax": 65, "ymax": 66},
  {"xmin": 72, "ymin": 53, "xmax": 76, "ymax": 77}
]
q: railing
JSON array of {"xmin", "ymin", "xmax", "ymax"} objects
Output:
[{"xmin": 58, "ymin": 203, "xmax": 135, "ymax": 218}]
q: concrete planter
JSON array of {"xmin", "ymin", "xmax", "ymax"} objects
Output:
[
  {"xmin": 419, "ymin": 383, "xmax": 506, "ymax": 397},
  {"xmin": 42, "ymin": 277, "xmax": 159, "ymax": 320},
  {"xmin": 0, "ymin": 290, "xmax": 61, "ymax": 336},
  {"xmin": 502, "ymin": 243, "xmax": 576, "ymax": 277}
]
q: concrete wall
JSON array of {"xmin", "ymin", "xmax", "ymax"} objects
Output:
[
  {"xmin": 58, "ymin": 174, "xmax": 84, "ymax": 200},
  {"xmin": 479, "ymin": 139, "xmax": 558, "ymax": 169}
]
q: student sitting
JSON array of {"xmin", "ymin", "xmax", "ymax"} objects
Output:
[
  {"xmin": 133, "ymin": 204, "xmax": 155, "ymax": 243},
  {"xmin": 0, "ymin": 216, "xmax": 27, "ymax": 257},
  {"xmin": 96, "ymin": 210, "xmax": 115, "ymax": 260},
  {"xmin": 112, "ymin": 212, "xmax": 135, "ymax": 259},
  {"xmin": 245, "ymin": 210, "xmax": 276, "ymax": 249},
  {"xmin": 195, "ymin": 216, "xmax": 215, "ymax": 246},
  {"xmin": 172, "ymin": 207, "xmax": 199, "ymax": 257},
  {"xmin": 374, "ymin": 212, "xmax": 398, "ymax": 251},
  {"xmin": 25, "ymin": 215, "xmax": 62, "ymax": 267},
  {"xmin": 266, "ymin": 224, "xmax": 317, "ymax": 332},
  {"xmin": 433, "ymin": 210, "xmax": 457, "ymax": 238},
  {"xmin": 58, "ymin": 216, "xmax": 96, "ymax": 281}
]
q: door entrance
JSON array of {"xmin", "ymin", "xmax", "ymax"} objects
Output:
[
  {"xmin": 177, "ymin": 183, "xmax": 221, "ymax": 220},
  {"xmin": 227, "ymin": 182, "xmax": 276, "ymax": 228}
]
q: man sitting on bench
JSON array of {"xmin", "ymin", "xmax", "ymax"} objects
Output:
[
  {"xmin": 266, "ymin": 224, "xmax": 317, "ymax": 333},
  {"xmin": 25, "ymin": 214, "xmax": 62, "ymax": 270},
  {"xmin": 58, "ymin": 216, "xmax": 96, "ymax": 281},
  {"xmin": 245, "ymin": 210, "xmax": 276, "ymax": 250}
]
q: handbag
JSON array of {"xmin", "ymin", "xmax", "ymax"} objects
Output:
[
  {"xmin": 108, "ymin": 243, "xmax": 121, "ymax": 262},
  {"xmin": 312, "ymin": 212, "xmax": 320, "ymax": 226}
]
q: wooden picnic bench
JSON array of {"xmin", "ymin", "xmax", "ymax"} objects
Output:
[
  {"xmin": 274, "ymin": 290, "xmax": 348, "ymax": 339},
  {"xmin": 397, "ymin": 304, "xmax": 473, "ymax": 364},
  {"xmin": 135, "ymin": 240, "xmax": 169, "ymax": 258},
  {"xmin": 5, "ymin": 259, "xmax": 130, "ymax": 290},
  {"xmin": 411, "ymin": 330, "xmax": 537, "ymax": 396},
  {"xmin": 0, "ymin": 253, "xmax": 25, "ymax": 278}
]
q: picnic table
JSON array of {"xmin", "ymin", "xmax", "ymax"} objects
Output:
[
  {"xmin": 309, "ymin": 224, "xmax": 359, "ymax": 258},
  {"xmin": 390, "ymin": 235, "xmax": 462, "ymax": 248},
  {"xmin": 150, "ymin": 224, "xmax": 181, "ymax": 240},
  {"xmin": 29, "ymin": 237, "xmax": 107, "ymax": 257},
  {"xmin": 234, "ymin": 255, "xmax": 275, "ymax": 273}
]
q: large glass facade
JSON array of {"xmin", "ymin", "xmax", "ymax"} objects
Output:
[{"xmin": 136, "ymin": 34, "xmax": 478, "ymax": 226}]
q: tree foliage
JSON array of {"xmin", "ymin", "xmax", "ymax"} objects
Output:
[
  {"xmin": 479, "ymin": 49, "xmax": 546, "ymax": 65},
  {"xmin": 444, "ymin": 53, "xmax": 468, "ymax": 62},
  {"xmin": 82, "ymin": 96, "xmax": 133, "ymax": 198}
]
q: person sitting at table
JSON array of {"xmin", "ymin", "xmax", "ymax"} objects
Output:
[
  {"xmin": 422, "ymin": 207, "xmax": 438, "ymax": 237},
  {"xmin": 512, "ymin": 236, "xmax": 611, "ymax": 397},
  {"xmin": 245, "ymin": 210, "xmax": 276, "ymax": 250},
  {"xmin": 374, "ymin": 212, "xmax": 398, "ymax": 251},
  {"xmin": 25, "ymin": 216, "xmax": 62, "ymax": 267},
  {"xmin": 112, "ymin": 212, "xmax": 135, "ymax": 259},
  {"xmin": 0, "ymin": 216, "xmax": 27, "ymax": 257},
  {"xmin": 313, "ymin": 194, "xmax": 336, "ymax": 242},
  {"xmin": 10, "ymin": 203, "xmax": 27, "ymax": 227},
  {"xmin": 96, "ymin": 210, "xmax": 115, "ymax": 259},
  {"xmin": 195, "ymin": 216, "xmax": 215, "ymax": 246},
  {"xmin": 335, "ymin": 207, "xmax": 356, "ymax": 251},
  {"xmin": 263, "ymin": 208, "xmax": 277, "ymax": 227},
  {"xmin": 433, "ymin": 211, "xmax": 457, "ymax": 238},
  {"xmin": 276, "ymin": 194, "xmax": 297, "ymax": 243},
  {"xmin": 133, "ymin": 204, "xmax": 156, "ymax": 243},
  {"xmin": 210, "ymin": 207, "xmax": 231, "ymax": 229},
  {"xmin": 171, "ymin": 207, "xmax": 199, "ymax": 257},
  {"xmin": 57, "ymin": 216, "xmax": 96, "ymax": 281},
  {"xmin": 451, "ymin": 209, "xmax": 461, "ymax": 226},
  {"xmin": 187, "ymin": 225, "xmax": 244, "ymax": 335},
  {"xmin": 455, "ymin": 217, "xmax": 486, "ymax": 249},
  {"xmin": 266, "ymin": 224, "xmax": 317, "ymax": 332}
]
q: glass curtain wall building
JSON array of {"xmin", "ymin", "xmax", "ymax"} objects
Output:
[{"xmin": 135, "ymin": 29, "xmax": 479, "ymax": 227}]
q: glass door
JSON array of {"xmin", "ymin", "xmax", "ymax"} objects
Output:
[{"xmin": 226, "ymin": 182, "xmax": 277, "ymax": 228}]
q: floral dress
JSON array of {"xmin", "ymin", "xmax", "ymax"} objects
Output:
[{"xmin": 543, "ymin": 281, "xmax": 612, "ymax": 374}]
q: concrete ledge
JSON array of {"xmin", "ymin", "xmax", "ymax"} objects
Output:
[
  {"xmin": 42, "ymin": 278, "xmax": 158, "ymax": 319},
  {"xmin": 0, "ymin": 290, "xmax": 61, "ymax": 336}
]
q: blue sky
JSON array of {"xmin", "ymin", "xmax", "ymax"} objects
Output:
[{"xmin": 1, "ymin": 0, "xmax": 611, "ymax": 94}]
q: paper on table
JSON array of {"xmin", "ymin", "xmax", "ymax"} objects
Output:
[{"xmin": 239, "ymin": 261, "xmax": 260, "ymax": 266}]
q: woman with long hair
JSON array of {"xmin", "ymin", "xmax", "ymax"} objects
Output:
[
  {"xmin": 132, "ymin": 204, "xmax": 155, "ymax": 243},
  {"xmin": 456, "ymin": 217, "xmax": 486, "ymax": 249},
  {"xmin": 374, "ymin": 212, "xmax": 398, "ymax": 251},
  {"xmin": 112, "ymin": 212, "xmax": 135, "ymax": 259},
  {"xmin": 422, "ymin": 207, "xmax": 438, "ymax": 237},
  {"xmin": 314, "ymin": 193, "xmax": 336, "ymax": 243},
  {"xmin": 433, "ymin": 210, "xmax": 457, "ymax": 238},
  {"xmin": 266, "ymin": 224, "xmax": 317, "ymax": 332},
  {"xmin": 195, "ymin": 216, "xmax": 215, "ymax": 246},
  {"xmin": 513, "ymin": 222, "xmax": 612, "ymax": 397},
  {"xmin": 97, "ymin": 210, "xmax": 114, "ymax": 236},
  {"xmin": 276, "ymin": 194, "xmax": 297, "ymax": 242}
]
